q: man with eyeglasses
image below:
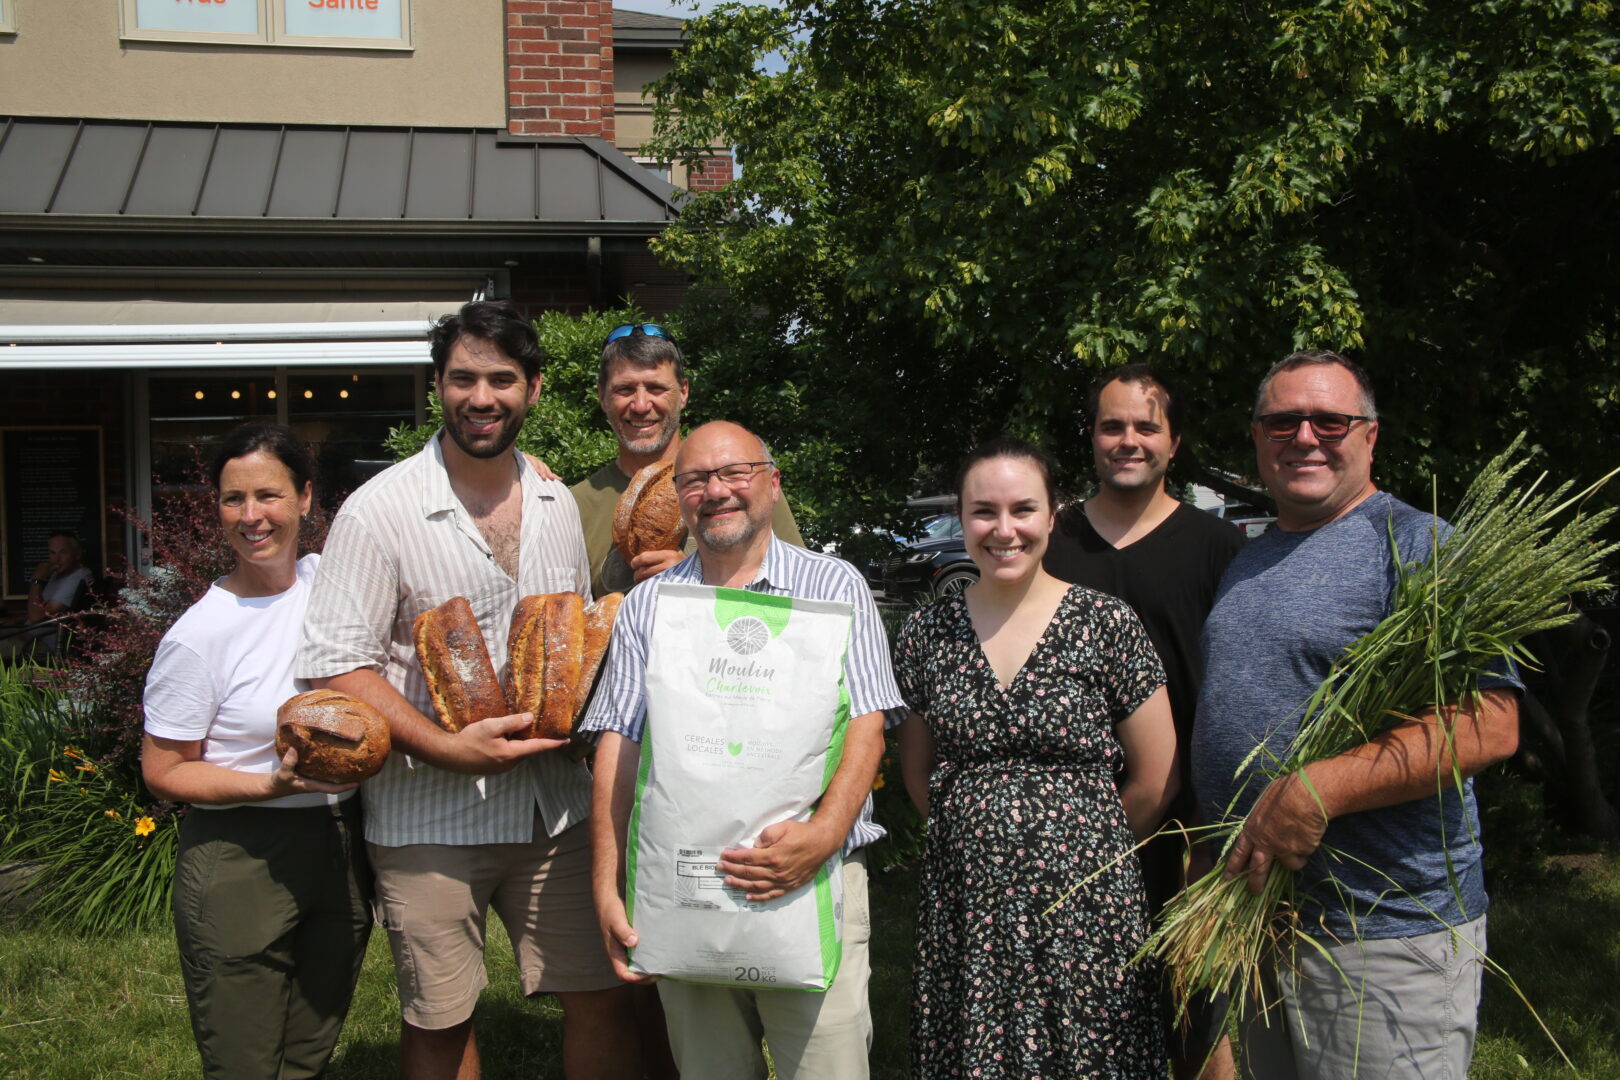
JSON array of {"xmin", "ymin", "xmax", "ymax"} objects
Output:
[
  {"xmin": 1043, "ymin": 363, "xmax": 1242, "ymax": 1080},
  {"xmin": 583, "ymin": 420, "xmax": 902, "ymax": 1080},
  {"xmin": 1191, "ymin": 349, "xmax": 1521, "ymax": 1080},
  {"xmin": 570, "ymin": 324, "xmax": 803, "ymax": 599}
]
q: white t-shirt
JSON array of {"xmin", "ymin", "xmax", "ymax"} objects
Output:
[{"xmin": 143, "ymin": 554, "xmax": 347, "ymax": 809}]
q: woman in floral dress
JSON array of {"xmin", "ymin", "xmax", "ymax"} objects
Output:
[{"xmin": 896, "ymin": 438, "xmax": 1178, "ymax": 1079}]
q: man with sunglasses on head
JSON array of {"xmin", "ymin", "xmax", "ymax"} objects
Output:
[
  {"xmin": 1191, "ymin": 349, "xmax": 1521, "ymax": 1080},
  {"xmin": 570, "ymin": 324, "xmax": 803, "ymax": 600},
  {"xmin": 1043, "ymin": 363, "xmax": 1242, "ymax": 1080}
]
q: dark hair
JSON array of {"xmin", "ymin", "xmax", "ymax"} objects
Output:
[
  {"xmin": 428, "ymin": 300, "xmax": 545, "ymax": 382},
  {"xmin": 209, "ymin": 423, "xmax": 317, "ymax": 494},
  {"xmin": 598, "ymin": 330, "xmax": 687, "ymax": 390},
  {"xmin": 954, "ymin": 437, "xmax": 1058, "ymax": 511},
  {"xmin": 1253, "ymin": 349, "xmax": 1378, "ymax": 420},
  {"xmin": 1086, "ymin": 363, "xmax": 1185, "ymax": 440}
]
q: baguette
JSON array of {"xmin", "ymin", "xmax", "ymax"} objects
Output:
[
  {"xmin": 612, "ymin": 461, "xmax": 687, "ymax": 565},
  {"xmin": 539, "ymin": 592, "xmax": 585, "ymax": 739},
  {"xmin": 507, "ymin": 591, "xmax": 624, "ymax": 739},
  {"xmin": 275, "ymin": 689, "xmax": 391, "ymax": 784},
  {"xmin": 574, "ymin": 593, "xmax": 623, "ymax": 722},
  {"xmin": 414, "ymin": 596, "xmax": 511, "ymax": 733}
]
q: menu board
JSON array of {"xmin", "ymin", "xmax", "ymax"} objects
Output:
[{"xmin": 2, "ymin": 428, "xmax": 104, "ymax": 600}]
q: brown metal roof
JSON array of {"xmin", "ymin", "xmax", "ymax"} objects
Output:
[{"xmin": 0, "ymin": 117, "xmax": 681, "ymax": 225}]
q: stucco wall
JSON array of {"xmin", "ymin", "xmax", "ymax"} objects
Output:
[{"xmin": 0, "ymin": 1, "xmax": 505, "ymax": 128}]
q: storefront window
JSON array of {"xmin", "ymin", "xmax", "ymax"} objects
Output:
[
  {"xmin": 286, "ymin": 371, "xmax": 418, "ymax": 511},
  {"xmin": 146, "ymin": 367, "xmax": 422, "ymax": 521}
]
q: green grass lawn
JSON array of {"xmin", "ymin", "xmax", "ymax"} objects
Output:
[{"xmin": 1, "ymin": 777, "xmax": 1615, "ymax": 1078}]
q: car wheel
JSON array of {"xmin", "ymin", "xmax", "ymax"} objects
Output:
[{"xmin": 932, "ymin": 568, "xmax": 978, "ymax": 599}]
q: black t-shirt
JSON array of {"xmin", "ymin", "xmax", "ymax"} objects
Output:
[{"xmin": 1043, "ymin": 501, "xmax": 1243, "ymax": 807}]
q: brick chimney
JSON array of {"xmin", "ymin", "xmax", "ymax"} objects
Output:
[{"xmin": 505, "ymin": 0, "xmax": 616, "ymax": 140}]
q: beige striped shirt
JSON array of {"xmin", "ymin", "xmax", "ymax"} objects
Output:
[{"xmin": 296, "ymin": 434, "xmax": 593, "ymax": 847}]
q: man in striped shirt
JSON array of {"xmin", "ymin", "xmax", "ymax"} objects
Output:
[
  {"xmin": 583, "ymin": 420, "xmax": 904, "ymax": 1080},
  {"xmin": 297, "ymin": 301, "xmax": 638, "ymax": 1080}
]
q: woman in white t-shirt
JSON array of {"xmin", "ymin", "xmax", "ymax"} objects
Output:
[{"xmin": 141, "ymin": 423, "xmax": 370, "ymax": 1080}]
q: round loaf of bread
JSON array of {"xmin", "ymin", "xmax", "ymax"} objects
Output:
[
  {"xmin": 612, "ymin": 461, "xmax": 686, "ymax": 564},
  {"xmin": 275, "ymin": 690, "xmax": 391, "ymax": 784}
]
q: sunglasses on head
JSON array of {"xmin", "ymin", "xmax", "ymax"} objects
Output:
[
  {"xmin": 603, "ymin": 323, "xmax": 677, "ymax": 347},
  {"xmin": 1255, "ymin": 412, "xmax": 1374, "ymax": 442}
]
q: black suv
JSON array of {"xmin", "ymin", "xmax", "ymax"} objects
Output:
[{"xmin": 878, "ymin": 514, "xmax": 979, "ymax": 599}]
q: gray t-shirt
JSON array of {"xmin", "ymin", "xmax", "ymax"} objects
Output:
[{"xmin": 1193, "ymin": 491, "xmax": 1516, "ymax": 940}]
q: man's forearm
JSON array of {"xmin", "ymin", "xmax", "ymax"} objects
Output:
[
  {"xmin": 811, "ymin": 709, "xmax": 886, "ymax": 844},
  {"xmin": 590, "ymin": 731, "xmax": 640, "ymax": 905},
  {"xmin": 1302, "ymin": 687, "xmax": 1520, "ymax": 820}
]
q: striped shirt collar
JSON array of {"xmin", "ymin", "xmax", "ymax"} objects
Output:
[{"xmin": 664, "ymin": 531, "xmax": 789, "ymax": 592}]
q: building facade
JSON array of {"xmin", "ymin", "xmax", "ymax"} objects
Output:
[{"xmin": 0, "ymin": 1, "xmax": 719, "ymax": 601}]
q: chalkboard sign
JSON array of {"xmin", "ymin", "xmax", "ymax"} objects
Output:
[{"xmin": 2, "ymin": 427, "xmax": 105, "ymax": 600}]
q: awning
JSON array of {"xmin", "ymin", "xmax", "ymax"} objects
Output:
[
  {"xmin": 0, "ymin": 293, "xmax": 461, "ymax": 368},
  {"xmin": 1, "ymin": 340, "xmax": 429, "ymax": 370}
]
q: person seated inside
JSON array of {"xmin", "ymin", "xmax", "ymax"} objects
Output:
[{"xmin": 2, "ymin": 532, "xmax": 93, "ymax": 660}]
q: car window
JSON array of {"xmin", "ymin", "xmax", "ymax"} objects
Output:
[{"xmin": 922, "ymin": 515, "xmax": 961, "ymax": 540}]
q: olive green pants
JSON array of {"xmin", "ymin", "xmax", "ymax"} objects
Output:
[{"xmin": 172, "ymin": 799, "xmax": 372, "ymax": 1080}]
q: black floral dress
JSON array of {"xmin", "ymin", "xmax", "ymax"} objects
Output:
[{"xmin": 895, "ymin": 586, "xmax": 1169, "ymax": 1080}]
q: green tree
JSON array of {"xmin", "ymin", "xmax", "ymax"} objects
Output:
[{"xmin": 646, "ymin": 0, "xmax": 1620, "ymax": 537}]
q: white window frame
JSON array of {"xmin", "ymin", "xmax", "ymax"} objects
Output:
[{"xmin": 119, "ymin": 0, "xmax": 412, "ymax": 51}]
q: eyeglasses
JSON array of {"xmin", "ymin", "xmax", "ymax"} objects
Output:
[
  {"xmin": 1255, "ymin": 412, "xmax": 1374, "ymax": 442},
  {"xmin": 673, "ymin": 461, "xmax": 773, "ymax": 494},
  {"xmin": 603, "ymin": 323, "xmax": 677, "ymax": 347}
]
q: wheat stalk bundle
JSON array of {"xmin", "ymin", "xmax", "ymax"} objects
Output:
[{"xmin": 1140, "ymin": 435, "xmax": 1617, "ymax": 1018}]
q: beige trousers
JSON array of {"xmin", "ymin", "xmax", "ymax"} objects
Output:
[{"xmin": 657, "ymin": 852, "xmax": 873, "ymax": 1080}]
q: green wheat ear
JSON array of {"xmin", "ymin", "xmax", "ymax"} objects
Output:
[{"xmin": 727, "ymin": 742, "xmax": 744, "ymax": 756}]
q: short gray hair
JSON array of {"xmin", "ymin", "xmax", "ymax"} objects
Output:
[{"xmin": 1252, "ymin": 349, "xmax": 1377, "ymax": 421}]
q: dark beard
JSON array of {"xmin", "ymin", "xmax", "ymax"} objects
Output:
[{"xmin": 444, "ymin": 408, "xmax": 525, "ymax": 460}]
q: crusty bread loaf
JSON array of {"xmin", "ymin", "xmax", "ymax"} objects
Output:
[
  {"xmin": 506, "ymin": 591, "xmax": 623, "ymax": 739},
  {"xmin": 276, "ymin": 690, "xmax": 391, "ymax": 784},
  {"xmin": 414, "ymin": 596, "xmax": 511, "ymax": 733},
  {"xmin": 507, "ymin": 594, "xmax": 550, "ymax": 728},
  {"xmin": 612, "ymin": 461, "xmax": 687, "ymax": 565},
  {"xmin": 574, "ymin": 593, "xmax": 623, "ymax": 721},
  {"xmin": 539, "ymin": 592, "xmax": 585, "ymax": 739}
]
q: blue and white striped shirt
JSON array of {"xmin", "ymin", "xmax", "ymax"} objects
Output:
[{"xmin": 581, "ymin": 534, "xmax": 904, "ymax": 852}]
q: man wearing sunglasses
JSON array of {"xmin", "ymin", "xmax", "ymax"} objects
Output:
[
  {"xmin": 571, "ymin": 324, "xmax": 803, "ymax": 599},
  {"xmin": 1191, "ymin": 350, "xmax": 1521, "ymax": 1080}
]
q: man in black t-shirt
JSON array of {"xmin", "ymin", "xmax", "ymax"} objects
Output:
[{"xmin": 1044, "ymin": 364, "xmax": 1242, "ymax": 1080}]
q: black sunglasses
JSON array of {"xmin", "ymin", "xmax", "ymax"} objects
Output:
[
  {"xmin": 603, "ymin": 323, "xmax": 677, "ymax": 347},
  {"xmin": 1255, "ymin": 412, "xmax": 1374, "ymax": 442}
]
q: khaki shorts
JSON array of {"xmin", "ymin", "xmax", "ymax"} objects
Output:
[{"xmin": 368, "ymin": 817, "xmax": 618, "ymax": 1030}]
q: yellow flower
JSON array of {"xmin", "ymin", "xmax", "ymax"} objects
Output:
[
  {"xmin": 75, "ymin": 763, "xmax": 97, "ymax": 774},
  {"xmin": 134, "ymin": 817, "xmax": 156, "ymax": 838},
  {"xmin": 104, "ymin": 809, "xmax": 122, "ymax": 820},
  {"xmin": 873, "ymin": 772, "xmax": 886, "ymax": 790},
  {"xmin": 63, "ymin": 745, "xmax": 83, "ymax": 760},
  {"xmin": 48, "ymin": 769, "xmax": 66, "ymax": 783}
]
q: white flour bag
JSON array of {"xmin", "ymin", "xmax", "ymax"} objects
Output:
[{"xmin": 626, "ymin": 582, "xmax": 853, "ymax": 990}]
